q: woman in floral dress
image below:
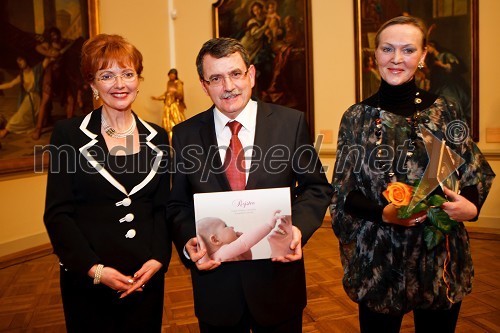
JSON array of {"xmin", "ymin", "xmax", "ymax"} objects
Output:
[{"xmin": 330, "ymin": 16, "xmax": 495, "ymax": 333}]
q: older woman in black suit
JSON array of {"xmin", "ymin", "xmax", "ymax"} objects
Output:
[{"xmin": 44, "ymin": 34, "xmax": 171, "ymax": 332}]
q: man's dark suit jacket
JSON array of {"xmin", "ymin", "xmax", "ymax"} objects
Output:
[{"xmin": 167, "ymin": 100, "xmax": 333, "ymax": 327}]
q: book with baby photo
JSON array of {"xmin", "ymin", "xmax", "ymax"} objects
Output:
[{"xmin": 194, "ymin": 187, "xmax": 293, "ymax": 262}]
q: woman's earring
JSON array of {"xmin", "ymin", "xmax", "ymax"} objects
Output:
[
  {"xmin": 418, "ymin": 61, "xmax": 424, "ymax": 69},
  {"xmin": 92, "ymin": 89, "xmax": 99, "ymax": 100}
]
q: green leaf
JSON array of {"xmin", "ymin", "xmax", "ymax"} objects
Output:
[
  {"xmin": 428, "ymin": 194, "xmax": 448, "ymax": 207},
  {"xmin": 424, "ymin": 225, "xmax": 444, "ymax": 250},
  {"xmin": 396, "ymin": 202, "xmax": 428, "ymax": 219},
  {"xmin": 411, "ymin": 202, "xmax": 428, "ymax": 214},
  {"xmin": 427, "ymin": 207, "xmax": 458, "ymax": 234},
  {"xmin": 397, "ymin": 206, "xmax": 413, "ymax": 219}
]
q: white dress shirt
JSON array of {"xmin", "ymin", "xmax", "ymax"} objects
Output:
[
  {"xmin": 213, "ymin": 99, "xmax": 257, "ymax": 182},
  {"xmin": 183, "ymin": 100, "xmax": 258, "ymax": 260}
]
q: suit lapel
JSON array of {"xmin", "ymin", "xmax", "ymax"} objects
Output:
[
  {"xmin": 133, "ymin": 118, "xmax": 164, "ymax": 195},
  {"xmin": 198, "ymin": 109, "xmax": 231, "ymax": 191},
  {"xmin": 78, "ymin": 108, "xmax": 163, "ymax": 197},
  {"xmin": 246, "ymin": 101, "xmax": 273, "ymax": 190}
]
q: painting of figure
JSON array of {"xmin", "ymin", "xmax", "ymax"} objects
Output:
[
  {"xmin": 354, "ymin": 0, "xmax": 478, "ymax": 140},
  {"xmin": 0, "ymin": 0, "xmax": 98, "ymax": 173},
  {"xmin": 213, "ymin": 0, "xmax": 314, "ymax": 136}
]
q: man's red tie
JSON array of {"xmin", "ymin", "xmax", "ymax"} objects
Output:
[{"xmin": 224, "ymin": 121, "xmax": 246, "ymax": 190}]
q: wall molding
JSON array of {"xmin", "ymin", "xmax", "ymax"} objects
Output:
[
  {"xmin": 0, "ymin": 232, "xmax": 50, "ymax": 260},
  {"xmin": 0, "ymin": 243, "xmax": 53, "ymax": 269},
  {"xmin": 1, "ymin": 214, "xmax": 497, "ymax": 269},
  {"xmin": 1, "ymin": 222, "xmax": 498, "ymax": 269}
]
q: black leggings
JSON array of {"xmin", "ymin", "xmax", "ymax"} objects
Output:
[{"xmin": 359, "ymin": 302, "xmax": 462, "ymax": 333}]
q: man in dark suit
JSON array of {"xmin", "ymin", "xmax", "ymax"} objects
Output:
[{"xmin": 167, "ymin": 37, "xmax": 333, "ymax": 333}]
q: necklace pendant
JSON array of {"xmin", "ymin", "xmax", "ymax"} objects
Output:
[
  {"xmin": 106, "ymin": 128, "xmax": 116, "ymax": 137},
  {"xmin": 101, "ymin": 114, "xmax": 137, "ymax": 139}
]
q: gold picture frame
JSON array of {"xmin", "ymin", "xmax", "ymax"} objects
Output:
[{"xmin": 0, "ymin": 0, "xmax": 100, "ymax": 175}]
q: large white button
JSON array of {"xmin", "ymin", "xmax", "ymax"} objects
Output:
[
  {"xmin": 116, "ymin": 198, "xmax": 132, "ymax": 207},
  {"xmin": 119, "ymin": 213, "xmax": 135, "ymax": 223},
  {"xmin": 125, "ymin": 229, "xmax": 136, "ymax": 238}
]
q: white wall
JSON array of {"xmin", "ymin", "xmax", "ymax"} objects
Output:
[{"xmin": 99, "ymin": 0, "xmax": 172, "ymax": 124}]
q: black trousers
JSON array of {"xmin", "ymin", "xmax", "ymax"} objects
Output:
[
  {"xmin": 359, "ymin": 302, "xmax": 462, "ymax": 333},
  {"xmin": 60, "ymin": 267, "xmax": 165, "ymax": 333},
  {"xmin": 198, "ymin": 306, "xmax": 303, "ymax": 333}
]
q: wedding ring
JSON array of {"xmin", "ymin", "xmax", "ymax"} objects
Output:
[{"xmin": 415, "ymin": 218, "xmax": 420, "ymax": 223}]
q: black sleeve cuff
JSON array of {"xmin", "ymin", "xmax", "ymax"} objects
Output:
[
  {"xmin": 459, "ymin": 185, "xmax": 481, "ymax": 221},
  {"xmin": 345, "ymin": 190, "xmax": 385, "ymax": 223}
]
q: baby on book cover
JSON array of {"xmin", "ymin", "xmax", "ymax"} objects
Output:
[{"xmin": 194, "ymin": 187, "xmax": 294, "ymax": 263}]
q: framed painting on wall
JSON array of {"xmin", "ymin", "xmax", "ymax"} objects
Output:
[
  {"xmin": 0, "ymin": 0, "xmax": 99, "ymax": 175},
  {"xmin": 212, "ymin": 0, "xmax": 315, "ymax": 137},
  {"xmin": 354, "ymin": 0, "xmax": 479, "ymax": 141}
]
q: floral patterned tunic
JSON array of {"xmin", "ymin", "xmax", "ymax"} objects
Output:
[{"xmin": 330, "ymin": 96, "xmax": 495, "ymax": 315}]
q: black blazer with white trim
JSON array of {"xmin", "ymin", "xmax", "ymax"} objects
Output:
[{"xmin": 44, "ymin": 107, "xmax": 171, "ymax": 276}]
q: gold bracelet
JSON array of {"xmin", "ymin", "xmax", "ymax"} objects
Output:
[{"xmin": 93, "ymin": 264, "xmax": 104, "ymax": 285}]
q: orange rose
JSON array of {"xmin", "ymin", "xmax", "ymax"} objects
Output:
[{"xmin": 382, "ymin": 182, "xmax": 413, "ymax": 207}]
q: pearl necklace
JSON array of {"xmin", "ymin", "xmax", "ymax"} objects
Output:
[{"xmin": 101, "ymin": 114, "xmax": 136, "ymax": 139}]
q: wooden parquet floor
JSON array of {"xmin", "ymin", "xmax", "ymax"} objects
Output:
[{"xmin": 1, "ymin": 225, "xmax": 499, "ymax": 332}]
